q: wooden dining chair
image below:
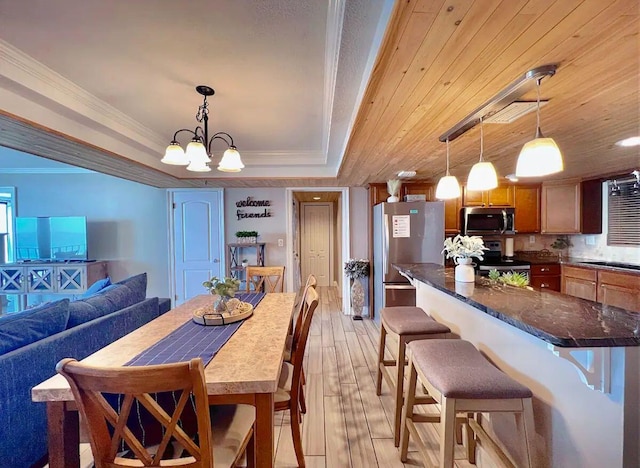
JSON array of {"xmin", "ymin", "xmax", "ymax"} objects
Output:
[
  {"xmin": 245, "ymin": 266, "xmax": 285, "ymax": 292},
  {"xmin": 275, "ymin": 285, "xmax": 319, "ymax": 468},
  {"xmin": 56, "ymin": 357, "xmax": 255, "ymax": 468},
  {"xmin": 284, "ymin": 274, "xmax": 317, "ymax": 414}
]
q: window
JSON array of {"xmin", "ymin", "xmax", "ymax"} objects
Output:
[
  {"xmin": 0, "ymin": 188, "xmax": 15, "ymax": 263},
  {"xmin": 607, "ymin": 181, "xmax": 640, "ymax": 246}
]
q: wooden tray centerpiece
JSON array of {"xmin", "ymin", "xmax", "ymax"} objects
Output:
[{"xmin": 192, "ymin": 297, "xmax": 254, "ymax": 326}]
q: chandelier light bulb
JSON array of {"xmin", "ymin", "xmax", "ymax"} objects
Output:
[
  {"xmin": 186, "ymin": 160, "xmax": 212, "ymax": 172},
  {"xmin": 186, "ymin": 139, "xmax": 210, "ymax": 163},
  {"xmin": 161, "ymin": 142, "xmax": 189, "ymax": 165},
  {"xmin": 217, "ymin": 147, "xmax": 244, "ymax": 172}
]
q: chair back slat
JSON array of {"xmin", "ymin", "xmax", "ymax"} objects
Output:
[
  {"xmin": 290, "ymin": 287, "xmax": 319, "ymax": 392},
  {"xmin": 291, "ymin": 275, "xmax": 317, "ymax": 351},
  {"xmin": 246, "ymin": 266, "xmax": 285, "ymax": 292},
  {"xmin": 56, "ymin": 358, "xmax": 213, "ymax": 468}
]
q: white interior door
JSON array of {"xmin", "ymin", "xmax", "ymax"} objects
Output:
[
  {"xmin": 301, "ymin": 203, "xmax": 332, "ymax": 287},
  {"xmin": 171, "ymin": 190, "xmax": 224, "ymax": 304}
]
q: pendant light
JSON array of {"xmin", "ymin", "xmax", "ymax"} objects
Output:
[
  {"xmin": 515, "ymin": 78, "xmax": 563, "ymax": 177},
  {"xmin": 435, "ymin": 138, "xmax": 461, "ymax": 199},
  {"xmin": 467, "ymin": 118, "xmax": 498, "ymax": 191}
]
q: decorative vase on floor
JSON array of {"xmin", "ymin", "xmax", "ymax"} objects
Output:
[
  {"xmin": 454, "ymin": 257, "xmax": 475, "ymax": 283},
  {"xmin": 351, "ymin": 278, "xmax": 364, "ymax": 320}
]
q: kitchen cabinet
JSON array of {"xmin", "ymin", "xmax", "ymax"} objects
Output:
[
  {"xmin": 541, "ymin": 179, "xmax": 602, "ymax": 234},
  {"xmin": 530, "ymin": 263, "xmax": 561, "ymax": 292},
  {"xmin": 444, "ymin": 196, "xmax": 460, "ymax": 236},
  {"xmin": 462, "ymin": 185, "xmax": 514, "ymax": 207},
  {"xmin": 514, "ymin": 185, "xmax": 541, "ymax": 233},
  {"xmin": 403, "ymin": 182, "xmax": 434, "ymax": 201},
  {"xmin": 561, "ymin": 265, "xmax": 597, "ymax": 301},
  {"xmin": 597, "ymin": 270, "xmax": 640, "ymax": 312}
]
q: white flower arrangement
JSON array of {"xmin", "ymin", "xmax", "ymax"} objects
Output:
[
  {"xmin": 442, "ymin": 235, "xmax": 488, "ymax": 262},
  {"xmin": 387, "ymin": 179, "xmax": 401, "ymax": 197}
]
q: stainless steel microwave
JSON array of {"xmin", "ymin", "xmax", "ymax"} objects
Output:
[{"xmin": 461, "ymin": 207, "xmax": 515, "ymax": 235}]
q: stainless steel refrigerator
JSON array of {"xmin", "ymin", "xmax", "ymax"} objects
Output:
[{"xmin": 373, "ymin": 201, "xmax": 444, "ymax": 314}]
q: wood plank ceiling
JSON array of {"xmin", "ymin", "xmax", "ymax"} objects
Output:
[
  {"xmin": 339, "ymin": 0, "xmax": 640, "ymax": 186},
  {"xmin": 1, "ymin": 0, "xmax": 638, "ymax": 188}
]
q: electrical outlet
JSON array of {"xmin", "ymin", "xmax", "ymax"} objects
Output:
[
  {"xmin": 278, "ymin": 238, "xmax": 284, "ymax": 247},
  {"xmin": 586, "ymin": 236, "xmax": 596, "ymax": 246},
  {"xmin": 529, "ymin": 235, "xmax": 536, "ymax": 244}
]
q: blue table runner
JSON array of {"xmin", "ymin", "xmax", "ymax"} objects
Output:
[{"xmin": 125, "ymin": 292, "xmax": 265, "ymax": 367}]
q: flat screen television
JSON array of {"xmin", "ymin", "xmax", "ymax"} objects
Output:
[{"xmin": 15, "ymin": 216, "xmax": 88, "ymax": 261}]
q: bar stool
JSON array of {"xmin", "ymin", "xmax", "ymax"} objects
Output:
[
  {"xmin": 401, "ymin": 339, "xmax": 537, "ymax": 468},
  {"xmin": 375, "ymin": 306, "xmax": 450, "ymax": 446}
]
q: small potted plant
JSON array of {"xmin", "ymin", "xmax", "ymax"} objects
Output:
[
  {"xmin": 344, "ymin": 259, "xmax": 370, "ymax": 320},
  {"xmin": 241, "ymin": 259, "xmax": 249, "ymax": 268},
  {"xmin": 202, "ymin": 276, "xmax": 241, "ymax": 312},
  {"xmin": 442, "ymin": 235, "xmax": 488, "ymax": 283}
]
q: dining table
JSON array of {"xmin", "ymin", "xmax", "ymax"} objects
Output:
[{"xmin": 31, "ymin": 292, "xmax": 296, "ymax": 468}]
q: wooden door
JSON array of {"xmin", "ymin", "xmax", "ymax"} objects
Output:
[
  {"xmin": 562, "ymin": 276, "xmax": 597, "ymax": 301},
  {"xmin": 171, "ymin": 190, "xmax": 224, "ymax": 305},
  {"xmin": 301, "ymin": 203, "xmax": 332, "ymax": 287},
  {"xmin": 444, "ymin": 197, "xmax": 460, "ymax": 235},
  {"xmin": 514, "ymin": 185, "xmax": 541, "ymax": 233},
  {"xmin": 541, "ymin": 182, "xmax": 581, "ymax": 233},
  {"xmin": 597, "ymin": 270, "xmax": 640, "ymax": 312}
]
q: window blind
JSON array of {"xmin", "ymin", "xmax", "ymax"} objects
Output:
[{"xmin": 607, "ymin": 181, "xmax": 640, "ymax": 246}]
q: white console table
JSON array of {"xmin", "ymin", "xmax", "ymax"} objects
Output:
[{"xmin": 0, "ymin": 261, "xmax": 109, "ymax": 310}]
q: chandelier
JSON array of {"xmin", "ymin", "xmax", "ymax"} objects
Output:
[{"xmin": 161, "ymin": 85, "xmax": 244, "ymax": 172}]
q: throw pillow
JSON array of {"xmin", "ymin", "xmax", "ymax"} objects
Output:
[
  {"xmin": 115, "ymin": 272, "xmax": 147, "ymax": 304},
  {"xmin": 0, "ymin": 299, "xmax": 70, "ymax": 355},
  {"xmin": 81, "ymin": 276, "xmax": 111, "ymax": 298}
]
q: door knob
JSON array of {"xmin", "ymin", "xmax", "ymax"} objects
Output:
[{"xmin": 213, "ymin": 259, "xmax": 220, "ymax": 263}]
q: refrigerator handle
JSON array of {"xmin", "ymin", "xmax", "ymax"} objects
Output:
[{"xmin": 383, "ymin": 214, "xmax": 389, "ymax": 275}]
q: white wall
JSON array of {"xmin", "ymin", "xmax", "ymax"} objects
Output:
[{"xmin": 0, "ymin": 172, "xmax": 170, "ymax": 297}]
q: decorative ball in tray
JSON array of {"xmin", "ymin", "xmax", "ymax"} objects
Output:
[{"xmin": 192, "ymin": 298, "xmax": 254, "ymax": 326}]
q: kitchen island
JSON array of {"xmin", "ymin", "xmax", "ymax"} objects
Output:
[{"xmin": 394, "ymin": 263, "xmax": 639, "ymax": 468}]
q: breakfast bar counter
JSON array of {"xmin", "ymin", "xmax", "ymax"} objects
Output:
[{"xmin": 393, "ymin": 263, "xmax": 639, "ymax": 468}]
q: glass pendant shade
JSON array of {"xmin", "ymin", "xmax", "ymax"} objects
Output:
[
  {"xmin": 185, "ymin": 140, "xmax": 210, "ymax": 163},
  {"xmin": 467, "ymin": 162, "xmax": 498, "ymax": 191},
  {"xmin": 515, "ymin": 133, "xmax": 563, "ymax": 177},
  {"xmin": 435, "ymin": 175, "xmax": 461, "ymax": 199},
  {"xmin": 161, "ymin": 143, "xmax": 189, "ymax": 165},
  {"xmin": 186, "ymin": 160, "xmax": 212, "ymax": 172},
  {"xmin": 217, "ymin": 147, "xmax": 245, "ymax": 172}
]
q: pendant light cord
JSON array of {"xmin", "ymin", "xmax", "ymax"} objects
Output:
[
  {"xmin": 446, "ymin": 138, "xmax": 450, "ymax": 175},
  {"xmin": 536, "ymin": 78, "xmax": 542, "ymax": 131},
  {"xmin": 479, "ymin": 117, "xmax": 484, "ymax": 162}
]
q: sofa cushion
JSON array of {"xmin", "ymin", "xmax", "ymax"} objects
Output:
[
  {"xmin": 81, "ymin": 276, "xmax": 111, "ymax": 298},
  {"xmin": 0, "ymin": 299, "xmax": 70, "ymax": 355},
  {"xmin": 67, "ymin": 273, "xmax": 148, "ymax": 328},
  {"xmin": 115, "ymin": 272, "xmax": 147, "ymax": 304}
]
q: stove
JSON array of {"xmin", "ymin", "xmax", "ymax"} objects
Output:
[{"xmin": 476, "ymin": 240, "xmax": 531, "ymax": 276}]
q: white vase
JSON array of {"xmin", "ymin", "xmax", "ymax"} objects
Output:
[
  {"xmin": 387, "ymin": 195, "xmax": 399, "ymax": 203},
  {"xmin": 454, "ymin": 258, "xmax": 475, "ymax": 283}
]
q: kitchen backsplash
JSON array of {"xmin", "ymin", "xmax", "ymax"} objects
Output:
[{"xmin": 568, "ymin": 234, "xmax": 640, "ymax": 264}]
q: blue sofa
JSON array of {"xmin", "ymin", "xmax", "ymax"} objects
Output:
[{"xmin": 0, "ymin": 273, "xmax": 171, "ymax": 468}]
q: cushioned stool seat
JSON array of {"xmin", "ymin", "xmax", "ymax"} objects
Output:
[
  {"xmin": 401, "ymin": 339, "xmax": 537, "ymax": 468},
  {"xmin": 376, "ymin": 306, "xmax": 450, "ymax": 446}
]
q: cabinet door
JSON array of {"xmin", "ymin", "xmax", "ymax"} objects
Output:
[
  {"xmin": 462, "ymin": 188, "xmax": 486, "ymax": 206},
  {"xmin": 487, "ymin": 186, "xmax": 515, "ymax": 206},
  {"xmin": 369, "ymin": 183, "xmax": 390, "ymax": 206},
  {"xmin": 444, "ymin": 197, "xmax": 461, "ymax": 236},
  {"xmin": 562, "ymin": 276, "xmax": 597, "ymax": 301},
  {"xmin": 541, "ymin": 182, "xmax": 580, "ymax": 233},
  {"xmin": 27, "ymin": 266, "xmax": 56, "ymax": 293},
  {"xmin": 514, "ymin": 185, "xmax": 541, "ymax": 233},
  {"xmin": 530, "ymin": 276, "xmax": 561, "ymax": 291},
  {"xmin": 404, "ymin": 182, "xmax": 434, "ymax": 201},
  {"xmin": 598, "ymin": 283, "xmax": 639, "ymax": 312},
  {"xmin": 0, "ymin": 266, "xmax": 26, "ymax": 293},
  {"xmin": 57, "ymin": 265, "xmax": 86, "ymax": 293}
]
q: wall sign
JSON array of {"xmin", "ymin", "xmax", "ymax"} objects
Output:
[{"xmin": 236, "ymin": 197, "xmax": 272, "ymax": 220}]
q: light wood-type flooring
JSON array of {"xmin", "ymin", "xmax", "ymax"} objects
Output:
[{"xmin": 63, "ymin": 286, "xmax": 475, "ymax": 468}]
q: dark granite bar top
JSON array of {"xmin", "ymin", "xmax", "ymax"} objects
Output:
[{"xmin": 393, "ymin": 263, "xmax": 640, "ymax": 348}]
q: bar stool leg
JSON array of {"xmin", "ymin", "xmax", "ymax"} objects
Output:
[
  {"xmin": 439, "ymin": 396, "xmax": 457, "ymax": 468},
  {"xmin": 394, "ymin": 335, "xmax": 407, "ymax": 446},
  {"xmin": 400, "ymin": 354, "xmax": 418, "ymax": 462},
  {"xmin": 522, "ymin": 398, "xmax": 537, "ymax": 467},
  {"xmin": 466, "ymin": 413, "xmax": 477, "ymax": 464},
  {"xmin": 375, "ymin": 324, "xmax": 387, "ymax": 395}
]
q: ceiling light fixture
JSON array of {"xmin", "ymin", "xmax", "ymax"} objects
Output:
[
  {"xmin": 615, "ymin": 136, "xmax": 640, "ymax": 147},
  {"xmin": 162, "ymin": 85, "xmax": 243, "ymax": 172},
  {"xmin": 467, "ymin": 118, "xmax": 498, "ymax": 191},
  {"xmin": 435, "ymin": 138, "xmax": 461, "ymax": 200},
  {"xmin": 515, "ymin": 78, "xmax": 563, "ymax": 177}
]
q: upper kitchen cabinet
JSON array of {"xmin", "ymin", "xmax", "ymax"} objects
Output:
[
  {"xmin": 513, "ymin": 185, "xmax": 541, "ymax": 233},
  {"xmin": 541, "ymin": 179, "xmax": 602, "ymax": 234},
  {"xmin": 443, "ymin": 197, "xmax": 460, "ymax": 236},
  {"xmin": 403, "ymin": 182, "xmax": 434, "ymax": 201},
  {"xmin": 462, "ymin": 186, "xmax": 514, "ymax": 207}
]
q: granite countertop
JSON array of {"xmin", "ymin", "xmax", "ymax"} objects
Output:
[
  {"xmin": 393, "ymin": 263, "xmax": 640, "ymax": 348},
  {"xmin": 560, "ymin": 257, "xmax": 640, "ymax": 275}
]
